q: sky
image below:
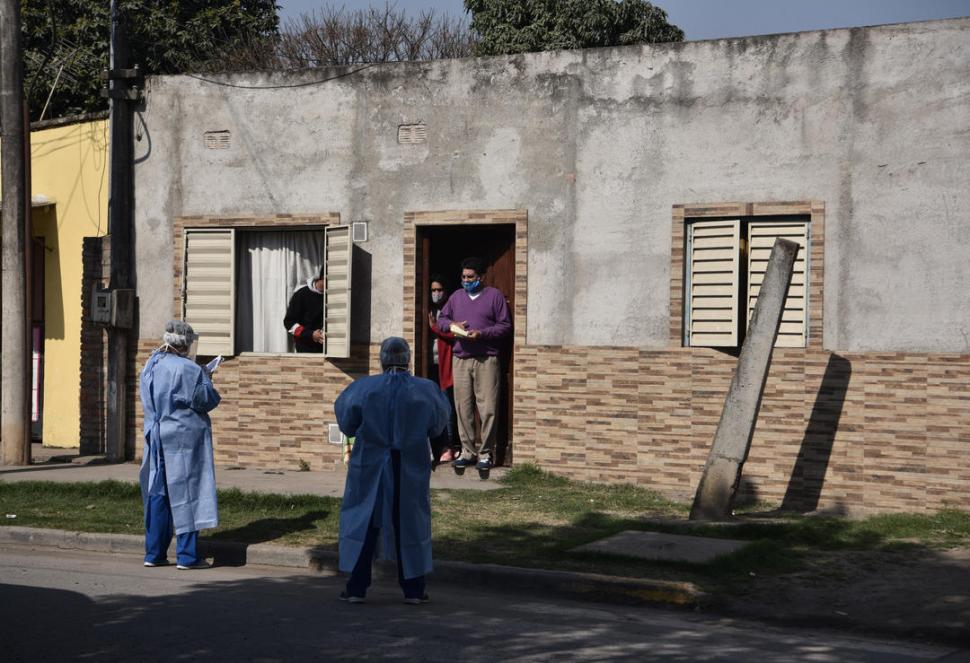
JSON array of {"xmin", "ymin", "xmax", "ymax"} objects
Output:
[{"xmin": 277, "ymin": 0, "xmax": 970, "ymax": 41}]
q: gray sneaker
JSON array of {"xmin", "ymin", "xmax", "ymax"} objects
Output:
[{"xmin": 402, "ymin": 594, "xmax": 430, "ymax": 605}]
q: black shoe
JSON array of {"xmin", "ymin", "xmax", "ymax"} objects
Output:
[
  {"xmin": 339, "ymin": 591, "xmax": 366, "ymax": 604},
  {"xmin": 176, "ymin": 560, "xmax": 212, "ymax": 570},
  {"xmin": 402, "ymin": 594, "xmax": 430, "ymax": 605},
  {"xmin": 453, "ymin": 454, "xmax": 475, "ymax": 469}
]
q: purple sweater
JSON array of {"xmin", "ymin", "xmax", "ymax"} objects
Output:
[{"xmin": 437, "ymin": 287, "xmax": 512, "ymax": 358}]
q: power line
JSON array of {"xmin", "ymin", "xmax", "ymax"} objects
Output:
[{"xmin": 182, "ymin": 63, "xmax": 380, "ymax": 89}]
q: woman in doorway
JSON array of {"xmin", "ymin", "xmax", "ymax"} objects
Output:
[{"xmin": 427, "ymin": 275, "xmax": 460, "ymax": 462}]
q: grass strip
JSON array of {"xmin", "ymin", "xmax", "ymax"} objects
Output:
[{"xmin": 2, "ymin": 466, "xmax": 968, "ymax": 588}]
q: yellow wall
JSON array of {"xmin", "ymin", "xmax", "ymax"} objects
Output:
[{"xmin": 30, "ymin": 119, "xmax": 109, "ymax": 448}]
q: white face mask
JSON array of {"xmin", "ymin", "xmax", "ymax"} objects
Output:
[{"xmin": 431, "ymin": 291, "xmax": 444, "ymax": 304}]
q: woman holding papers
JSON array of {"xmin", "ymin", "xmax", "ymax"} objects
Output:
[{"xmin": 139, "ymin": 320, "xmax": 221, "ymax": 570}]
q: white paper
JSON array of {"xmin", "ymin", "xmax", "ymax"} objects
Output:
[{"xmin": 206, "ymin": 355, "xmax": 223, "ymax": 373}]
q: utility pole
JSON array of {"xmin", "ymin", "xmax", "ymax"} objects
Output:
[
  {"xmin": 105, "ymin": 0, "xmax": 139, "ymax": 461},
  {"xmin": 0, "ymin": 0, "xmax": 30, "ymax": 466}
]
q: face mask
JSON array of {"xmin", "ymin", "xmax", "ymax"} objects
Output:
[
  {"xmin": 462, "ymin": 280, "xmax": 481, "ymax": 293},
  {"xmin": 431, "ymin": 291, "xmax": 444, "ymax": 304}
]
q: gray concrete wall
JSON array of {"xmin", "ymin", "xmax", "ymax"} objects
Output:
[{"xmin": 133, "ymin": 18, "xmax": 970, "ymax": 353}]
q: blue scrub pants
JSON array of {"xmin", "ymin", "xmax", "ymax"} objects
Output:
[
  {"xmin": 346, "ymin": 450, "xmax": 426, "ymax": 599},
  {"xmin": 144, "ymin": 459, "xmax": 202, "ymax": 567}
]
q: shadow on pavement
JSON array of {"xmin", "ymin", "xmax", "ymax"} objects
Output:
[
  {"xmin": 204, "ymin": 510, "xmax": 331, "ymax": 566},
  {"xmin": 3, "ymin": 570, "xmax": 957, "ymax": 660},
  {"xmin": 433, "ymin": 511, "xmax": 970, "ymax": 648}
]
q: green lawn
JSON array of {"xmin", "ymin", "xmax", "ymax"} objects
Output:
[{"xmin": 2, "ymin": 466, "xmax": 968, "ymax": 589}]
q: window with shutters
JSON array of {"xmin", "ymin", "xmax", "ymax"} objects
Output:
[
  {"xmin": 181, "ymin": 224, "xmax": 354, "ymax": 358},
  {"xmin": 684, "ymin": 215, "xmax": 810, "ymax": 348}
]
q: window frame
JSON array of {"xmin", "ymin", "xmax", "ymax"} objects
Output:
[
  {"xmin": 173, "ymin": 214, "xmax": 347, "ymax": 359},
  {"xmin": 671, "ymin": 202, "xmax": 824, "ymax": 352}
]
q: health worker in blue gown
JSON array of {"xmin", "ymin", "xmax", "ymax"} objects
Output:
[
  {"xmin": 139, "ymin": 320, "xmax": 221, "ymax": 570},
  {"xmin": 336, "ymin": 336, "xmax": 450, "ymax": 604}
]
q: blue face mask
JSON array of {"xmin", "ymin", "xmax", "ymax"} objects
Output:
[{"xmin": 462, "ymin": 280, "xmax": 481, "ymax": 293}]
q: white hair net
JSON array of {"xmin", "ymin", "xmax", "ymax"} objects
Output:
[
  {"xmin": 380, "ymin": 336, "xmax": 410, "ymax": 369},
  {"xmin": 163, "ymin": 319, "xmax": 198, "ymax": 349}
]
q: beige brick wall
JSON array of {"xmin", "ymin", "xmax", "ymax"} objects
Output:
[
  {"xmin": 513, "ymin": 345, "xmax": 970, "ymax": 514},
  {"xmin": 131, "ymin": 339, "xmax": 381, "ymax": 470}
]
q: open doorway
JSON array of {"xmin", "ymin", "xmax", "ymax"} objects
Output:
[
  {"xmin": 31, "ymin": 236, "xmax": 45, "ymax": 442},
  {"xmin": 415, "ymin": 224, "xmax": 517, "ymax": 466}
]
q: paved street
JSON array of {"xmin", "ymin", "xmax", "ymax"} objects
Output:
[{"xmin": 1, "ymin": 545, "xmax": 962, "ymax": 662}]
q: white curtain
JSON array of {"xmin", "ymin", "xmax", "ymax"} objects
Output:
[{"xmin": 236, "ymin": 230, "xmax": 324, "ymax": 353}]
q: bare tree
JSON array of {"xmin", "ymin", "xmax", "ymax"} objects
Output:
[{"xmin": 202, "ymin": 2, "xmax": 477, "ymax": 73}]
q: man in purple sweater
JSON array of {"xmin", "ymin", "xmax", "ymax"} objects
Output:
[{"xmin": 436, "ymin": 257, "xmax": 512, "ymax": 472}]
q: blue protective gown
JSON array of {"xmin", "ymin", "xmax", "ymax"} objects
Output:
[
  {"xmin": 139, "ymin": 351, "xmax": 221, "ymax": 535},
  {"xmin": 336, "ymin": 371, "xmax": 450, "ymax": 580}
]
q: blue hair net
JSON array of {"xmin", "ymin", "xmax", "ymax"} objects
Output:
[{"xmin": 380, "ymin": 336, "xmax": 411, "ymax": 369}]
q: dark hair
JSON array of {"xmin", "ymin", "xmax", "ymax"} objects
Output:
[
  {"xmin": 460, "ymin": 256, "xmax": 486, "ymax": 276},
  {"xmin": 429, "ymin": 273, "xmax": 448, "ymax": 289}
]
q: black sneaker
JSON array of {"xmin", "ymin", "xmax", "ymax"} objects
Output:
[
  {"xmin": 176, "ymin": 561, "xmax": 212, "ymax": 570},
  {"xmin": 476, "ymin": 454, "xmax": 493, "ymax": 471},
  {"xmin": 339, "ymin": 591, "xmax": 366, "ymax": 604},
  {"xmin": 402, "ymin": 594, "xmax": 430, "ymax": 605}
]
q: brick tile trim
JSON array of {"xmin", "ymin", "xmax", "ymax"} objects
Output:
[{"xmin": 402, "ymin": 210, "xmax": 528, "ymax": 464}]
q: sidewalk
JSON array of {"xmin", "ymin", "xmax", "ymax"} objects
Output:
[{"xmin": 2, "ymin": 445, "xmax": 503, "ymax": 497}]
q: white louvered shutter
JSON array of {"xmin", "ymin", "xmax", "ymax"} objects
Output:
[
  {"xmin": 688, "ymin": 220, "xmax": 741, "ymax": 347},
  {"xmin": 182, "ymin": 229, "xmax": 235, "ymax": 356},
  {"xmin": 747, "ymin": 221, "xmax": 808, "ymax": 347},
  {"xmin": 324, "ymin": 225, "xmax": 353, "ymax": 358}
]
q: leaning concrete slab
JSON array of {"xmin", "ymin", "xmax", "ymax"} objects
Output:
[
  {"xmin": 690, "ymin": 238, "xmax": 799, "ymax": 521},
  {"xmin": 573, "ymin": 531, "xmax": 749, "ymax": 563}
]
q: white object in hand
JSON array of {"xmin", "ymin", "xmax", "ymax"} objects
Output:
[
  {"xmin": 449, "ymin": 323, "xmax": 470, "ymax": 338},
  {"xmin": 205, "ymin": 355, "xmax": 223, "ymax": 373}
]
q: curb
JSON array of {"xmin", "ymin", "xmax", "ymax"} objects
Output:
[{"xmin": 0, "ymin": 526, "xmax": 702, "ymax": 608}]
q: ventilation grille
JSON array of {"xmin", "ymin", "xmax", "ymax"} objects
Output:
[
  {"xmin": 397, "ymin": 124, "xmax": 427, "ymax": 144},
  {"xmin": 352, "ymin": 221, "xmax": 368, "ymax": 242},
  {"xmin": 328, "ymin": 423, "xmax": 345, "ymax": 445},
  {"xmin": 204, "ymin": 130, "xmax": 231, "ymax": 149}
]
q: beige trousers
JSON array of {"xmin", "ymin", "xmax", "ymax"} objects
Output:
[{"xmin": 452, "ymin": 355, "xmax": 501, "ymax": 459}]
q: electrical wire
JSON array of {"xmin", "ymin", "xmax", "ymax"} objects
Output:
[{"xmin": 182, "ymin": 62, "xmax": 381, "ymax": 89}]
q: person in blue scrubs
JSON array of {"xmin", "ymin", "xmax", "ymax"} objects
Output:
[
  {"xmin": 139, "ymin": 320, "xmax": 221, "ymax": 570},
  {"xmin": 336, "ymin": 337, "xmax": 450, "ymax": 604}
]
